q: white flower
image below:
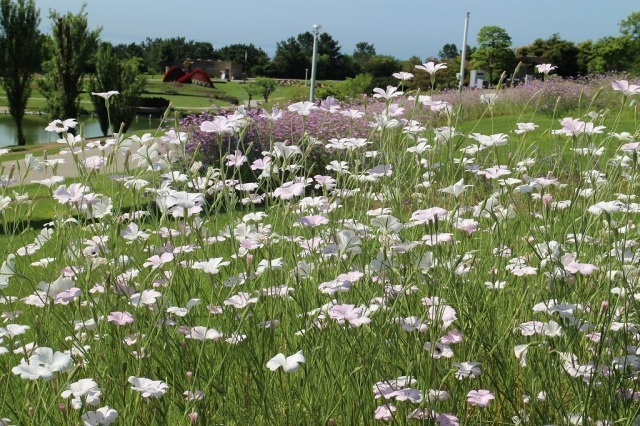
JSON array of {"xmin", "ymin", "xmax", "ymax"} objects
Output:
[
  {"xmin": 12, "ymin": 363, "xmax": 54, "ymax": 380},
  {"xmin": 81, "ymin": 406, "xmax": 118, "ymax": 426},
  {"xmin": 535, "ymin": 64, "xmax": 557, "ymax": 75},
  {"xmin": 192, "ymin": 258, "xmax": 230, "ymax": 275},
  {"xmin": 61, "ymin": 379, "xmax": 101, "ymax": 409},
  {"xmin": 287, "ymin": 101, "xmax": 317, "ymax": 116},
  {"xmin": 415, "ymin": 61, "xmax": 447, "ymax": 75},
  {"xmin": 45, "ymin": 118, "xmax": 78, "ymax": 133},
  {"xmin": 587, "ymin": 200, "xmax": 623, "ymax": 215},
  {"xmin": 0, "ymin": 254, "xmax": 16, "ymax": 290},
  {"xmin": 224, "ymin": 292, "xmax": 259, "ymax": 309},
  {"xmin": 92, "ymin": 91, "xmax": 119, "ymax": 100},
  {"xmin": 266, "ymin": 350, "xmax": 305, "ymax": 372},
  {"xmin": 128, "ymin": 376, "xmax": 169, "ymax": 398},
  {"xmin": 29, "ymin": 347, "xmax": 73, "ymax": 373}
]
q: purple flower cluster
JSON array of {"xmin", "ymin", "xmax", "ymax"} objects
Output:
[
  {"xmin": 183, "ymin": 100, "xmax": 378, "ymax": 169},
  {"xmin": 434, "ymin": 73, "xmax": 627, "ymax": 118},
  {"xmin": 182, "ymin": 109, "xmax": 265, "ymax": 168}
]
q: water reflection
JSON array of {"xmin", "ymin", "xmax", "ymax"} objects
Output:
[{"xmin": 0, "ymin": 114, "xmax": 164, "ymax": 147}]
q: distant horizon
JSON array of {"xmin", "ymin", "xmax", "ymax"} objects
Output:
[{"xmin": 32, "ymin": 0, "xmax": 639, "ymax": 61}]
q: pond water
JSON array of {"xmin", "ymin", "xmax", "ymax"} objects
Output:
[{"xmin": 0, "ymin": 114, "xmax": 164, "ymax": 147}]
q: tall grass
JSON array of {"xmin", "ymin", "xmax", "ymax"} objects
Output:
[{"xmin": 0, "ymin": 72, "xmax": 639, "ymax": 425}]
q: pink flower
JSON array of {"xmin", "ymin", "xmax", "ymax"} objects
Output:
[
  {"xmin": 611, "ymin": 80, "xmax": 640, "ymax": 96},
  {"xmin": 107, "ymin": 311, "xmax": 134, "ymax": 326},
  {"xmin": 564, "ymin": 262, "xmax": 598, "ymax": 276},
  {"xmin": 410, "ymin": 207, "xmax": 448, "ymax": 224},
  {"xmin": 620, "ymin": 142, "xmax": 640, "ymax": 153},
  {"xmin": 455, "ymin": 218, "xmax": 478, "ymax": 235},
  {"xmin": 467, "ymin": 389, "xmax": 495, "ymax": 407},
  {"xmin": 143, "ymin": 252, "xmax": 174, "ymax": 270},
  {"xmin": 224, "ymin": 292, "xmax": 259, "ymax": 309},
  {"xmin": 298, "ymin": 215, "xmax": 329, "ymax": 227},
  {"xmin": 225, "ymin": 150, "xmax": 247, "ymax": 167},
  {"xmin": 272, "ymin": 181, "xmax": 306, "ymax": 200},
  {"xmin": 54, "ymin": 288, "xmax": 82, "ymax": 305},
  {"xmin": 374, "ymin": 404, "xmax": 397, "ymax": 421},
  {"xmin": 329, "ymin": 304, "xmax": 371, "ymax": 327}
]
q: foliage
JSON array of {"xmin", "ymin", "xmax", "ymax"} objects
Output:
[
  {"xmin": 521, "ymin": 33, "xmax": 581, "ymax": 77},
  {"xmin": 353, "ymin": 41, "xmax": 376, "ymax": 68},
  {"xmin": 0, "ymin": 0, "xmax": 43, "ymax": 146},
  {"xmin": 215, "ymin": 43, "xmax": 270, "ymax": 77},
  {"xmin": 254, "ymin": 77, "xmax": 276, "ymax": 103},
  {"xmin": 472, "ymin": 26, "xmax": 516, "ymax": 85},
  {"xmin": 88, "ymin": 43, "xmax": 147, "ymax": 135},
  {"xmin": 582, "ymin": 36, "xmax": 633, "ymax": 74},
  {"xmin": 38, "ymin": 6, "xmax": 100, "ymax": 120},
  {"xmin": 619, "ymin": 11, "xmax": 640, "ymax": 73},
  {"xmin": 140, "ymin": 37, "xmax": 216, "ymax": 74},
  {"xmin": 270, "ymin": 31, "xmax": 354, "ymax": 80},
  {"xmin": 333, "ymin": 73, "xmax": 374, "ymax": 100},
  {"xmin": 362, "ymin": 55, "xmax": 401, "ymax": 78},
  {"xmin": 243, "ymin": 81, "xmax": 260, "ymax": 106},
  {"xmin": 439, "ymin": 43, "xmax": 460, "ymax": 60}
]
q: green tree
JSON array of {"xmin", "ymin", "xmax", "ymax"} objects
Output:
[
  {"xmin": 243, "ymin": 82, "xmax": 260, "ymax": 107},
  {"xmin": 472, "ymin": 26, "xmax": 515, "ymax": 86},
  {"xmin": 89, "ymin": 43, "xmax": 146, "ymax": 136},
  {"xmin": 620, "ymin": 11, "xmax": 640, "ymax": 40},
  {"xmin": 335, "ymin": 73, "xmax": 373, "ymax": 99},
  {"xmin": 0, "ymin": 0, "xmax": 43, "ymax": 146},
  {"xmin": 269, "ymin": 32, "xmax": 352, "ymax": 79},
  {"xmin": 619, "ymin": 11, "xmax": 640, "ymax": 73},
  {"xmin": 522, "ymin": 34, "xmax": 580, "ymax": 77},
  {"xmin": 216, "ymin": 44, "xmax": 270, "ymax": 77},
  {"xmin": 269, "ymin": 36, "xmax": 307, "ymax": 78},
  {"xmin": 254, "ymin": 77, "xmax": 276, "ymax": 103},
  {"xmin": 142, "ymin": 37, "xmax": 188, "ymax": 73},
  {"xmin": 362, "ymin": 55, "xmax": 401, "ymax": 78},
  {"xmin": 583, "ymin": 36, "xmax": 632, "ymax": 74},
  {"xmin": 438, "ymin": 43, "xmax": 459, "ymax": 60},
  {"xmin": 39, "ymin": 6, "xmax": 100, "ymax": 120},
  {"xmin": 353, "ymin": 41, "xmax": 376, "ymax": 67}
]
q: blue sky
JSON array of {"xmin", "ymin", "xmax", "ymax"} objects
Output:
[{"xmin": 35, "ymin": 0, "xmax": 638, "ymax": 60}]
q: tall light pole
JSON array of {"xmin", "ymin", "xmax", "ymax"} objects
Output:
[
  {"xmin": 459, "ymin": 12, "xmax": 470, "ymax": 92},
  {"xmin": 309, "ymin": 24, "xmax": 321, "ymax": 102}
]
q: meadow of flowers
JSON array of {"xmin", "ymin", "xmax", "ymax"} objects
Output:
[{"xmin": 0, "ymin": 64, "xmax": 639, "ymax": 425}]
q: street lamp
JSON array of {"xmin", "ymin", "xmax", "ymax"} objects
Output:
[
  {"xmin": 309, "ymin": 24, "xmax": 321, "ymax": 102},
  {"xmin": 305, "ymin": 68, "xmax": 308, "ymax": 87}
]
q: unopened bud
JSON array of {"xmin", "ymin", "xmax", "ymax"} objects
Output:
[{"xmin": 187, "ymin": 412, "xmax": 198, "ymax": 424}]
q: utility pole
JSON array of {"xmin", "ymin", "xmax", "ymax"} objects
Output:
[
  {"xmin": 459, "ymin": 12, "xmax": 470, "ymax": 92},
  {"xmin": 309, "ymin": 24, "xmax": 321, "ymax": 102}
]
